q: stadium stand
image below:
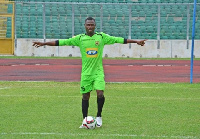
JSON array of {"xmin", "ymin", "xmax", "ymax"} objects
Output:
[
  {"xmin": 8, "ymin": 0, "xmax": 195, "ymax": 3},
  {"xmin": 5, "ymin": 0, "xmax": 200, "ymax": 39},
  {"xmin": 0, "ymin": 1, "xmax": 12, "ymax": 38}
]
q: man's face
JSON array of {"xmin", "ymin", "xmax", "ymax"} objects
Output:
[{"xmin": 85, "ymin": 20, "xmax": 96, "ymax": 36}]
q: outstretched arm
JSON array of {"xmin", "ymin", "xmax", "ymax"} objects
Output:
[
  {"xmin": 127, "ymin": 39, "xmax": 147, "ymax": 46},
  {"xmin": 32, "ymin": 41, "xmax": 58, "ymax": 48}
]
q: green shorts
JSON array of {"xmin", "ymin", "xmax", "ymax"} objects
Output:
[{"xmin": 80, "ymin": 75, "xmax": 105, "ymax": 94}]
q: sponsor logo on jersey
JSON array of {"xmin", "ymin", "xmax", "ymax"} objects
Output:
[{"xmin": 86, "ymin": 48, "xmax": 98, "ymax": 58}]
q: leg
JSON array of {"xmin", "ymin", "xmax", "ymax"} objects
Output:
[
  {"xmin": 79, "ymin": 76, "xmax": 93, "ymax": 128},
  {"xmin": 96, "ymin": 90, "xmax": 105, "ymax": 127},
  {"xmin": 82, "ymin": 92, "xmax": 90, "ymax": 119},
  {"xmin": 94, "ymin": 75, "xmax": 105, "ymax": 117},
  {"xmin": 96, "ymin": 90, "xmax": 105, "ymax": 117}
]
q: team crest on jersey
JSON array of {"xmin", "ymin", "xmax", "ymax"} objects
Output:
[
  {"xmin": 86, "ymin": 48, "xmax": 98, "ymax": 58},
  {"xmin": 95, "ymin": 41, "xmax": 99, "ymax": 46}
]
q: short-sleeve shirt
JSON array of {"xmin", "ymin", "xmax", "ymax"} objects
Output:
[{"xmin": 58, "ymin": 32, "xmax": 125, "ymax": 76}]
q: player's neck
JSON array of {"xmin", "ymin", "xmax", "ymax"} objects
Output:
[{"xmin": 86, "ymin": 32, "xmax": 95, "ymax": 37}]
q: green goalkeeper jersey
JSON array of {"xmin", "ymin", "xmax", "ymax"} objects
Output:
[{"xmin": 58, "ymin": 32, "xmax": 125, "ymax": 76}]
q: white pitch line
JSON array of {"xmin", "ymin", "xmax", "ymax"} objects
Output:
[
  {"xmin": 41, "ymin": 64, "xmax": 50, "ymax": 65},
  {"xmin": 0, "ymin": 132, "xmax": 198, "ymax": 139},
  {"xmin": 0, "ymin": 95, "xmax": 80, "ymax": 98},
  {"xmin": 0, "ymin": 87, "xmax": 10, "ymax": 90},
  {"xmin": 143, "ymin": 65, "xmax": 156, "ymax": 66},
  {"xmin": 0, "ymin": 94, "xmax": 199, "ymax": 101}
]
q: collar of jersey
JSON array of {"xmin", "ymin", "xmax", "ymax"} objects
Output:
[{"xmin": 85, "ymin": 32, "xmax": 100, "ymax": 36}]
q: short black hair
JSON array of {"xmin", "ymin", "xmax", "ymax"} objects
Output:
[{"xmin": 85, "ymin": 17, "xmax": 95, "ymax": 23}]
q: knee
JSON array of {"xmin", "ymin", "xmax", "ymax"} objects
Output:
[
  {"xmin": 96, "ymin": 90, "xmax": 104, "ymax": 98},
  {"xmin": 82, "ymin": 93, "xmax": 90, "ymax": 100}
]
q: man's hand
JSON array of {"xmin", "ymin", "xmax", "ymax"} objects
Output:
[
  {"xmin": 32, "ymin": 42, "xmax": 45, "ymax": 48},
  {"xmin": 136, "ymin": 39, "xmax": 147, "ymax": 46}
]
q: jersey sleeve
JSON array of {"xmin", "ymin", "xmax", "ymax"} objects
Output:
[
  {"xmin": 58, "ymin": 35, "xmax": 81, "ymax": 47},
  {"xmin": 101, "ymin": 32, "xmax": 125, "ymax": 45}
]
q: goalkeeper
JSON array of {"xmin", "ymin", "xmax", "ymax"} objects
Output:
[{"xmin": 33, "ymin": 17, "xmax": 147, "ymax": 128}]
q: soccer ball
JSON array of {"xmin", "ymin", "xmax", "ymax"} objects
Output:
[{"xmin": 82, "ymin": 116, "xmax": 97, "ymax": 129}]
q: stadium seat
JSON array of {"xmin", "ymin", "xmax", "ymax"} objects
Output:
[{"xmin": 7, "ymin": 4, "xmax": 13, "ymax": 13}]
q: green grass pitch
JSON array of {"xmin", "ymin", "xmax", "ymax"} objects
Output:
[{"xmin": 0, "ymin": 81, "xmax": 199, "ymax": 139}]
